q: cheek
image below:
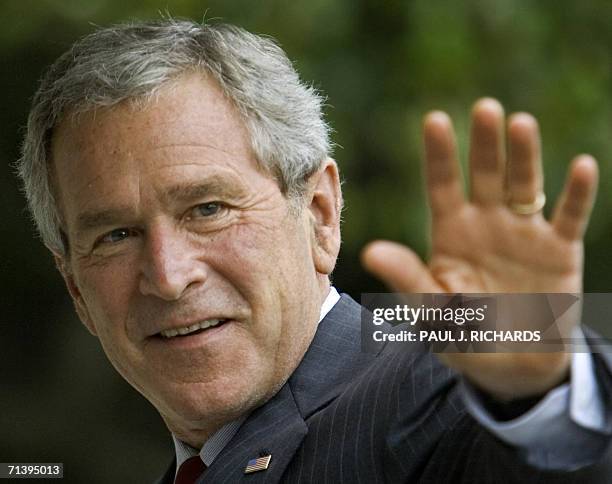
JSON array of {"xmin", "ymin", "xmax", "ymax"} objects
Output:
[
  {"xmin": 219, "ymin": 215, "xmax": 312, "ymax": 278},
  {"xmin": 204, "ymin": 218, "xmax": 313, "ymax": 331},
  {"xmin": 79, "ymin": 270, "xmax": 147, "ymax": 386},
  {"xmin": 77, "ymin": 259, "xmax": 138, "ymax": 337}
]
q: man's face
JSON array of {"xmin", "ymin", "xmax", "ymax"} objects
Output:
[{"xmin": 51, "ymin": 74, "xmax": 336, "ymax": 443}]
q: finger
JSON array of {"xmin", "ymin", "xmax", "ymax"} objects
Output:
[
  {"xmin": 423, "ymin": 111, "xmax": 465, "ymax": 218},
  {"xmin": 469, "ymin": 98, "xmax": 505, "ymax": 206},
  {"xmin": 552, "ymin": 155, "xmax": 598, "ymax": 241},
  {"xmin": 506, "ymin": 113, "xmax": 543, "ymax": 209},
  {"xmin": 361, "ymin": 241, "xmax": 441, "ymax": 293}
]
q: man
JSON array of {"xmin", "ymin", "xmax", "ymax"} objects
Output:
[{"xmin": 17, "ymin": 19, "xmax": 612, "ymax": 483}]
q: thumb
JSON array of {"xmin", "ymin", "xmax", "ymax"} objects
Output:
[{"xmin": 361, "ymin": 240, "xmax": 440, "ymax": 293}]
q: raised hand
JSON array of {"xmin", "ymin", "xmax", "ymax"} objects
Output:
[{"xmin": 361, "ymin": 98, "xmax": 599, "ymax": 400}]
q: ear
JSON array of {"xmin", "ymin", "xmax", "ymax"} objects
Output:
[
  {"xmin": 50, "ymin": 248, "xmax": 98, "ymax": 336},
  {"xmin": 307, "ymin": 158, "xmax": 342, "ymax": 275}
]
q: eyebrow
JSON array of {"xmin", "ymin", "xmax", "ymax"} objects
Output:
[
  {"xmin": 74, "ymin": 177, "xmax": 246, "ymax": 233},
  {"xmin": 75, "ymin": 206, "xmax": 136, "ymax": 233},
  {"xmin": 161, "ymin": 177, "xmax": 244, "ymax": 205}
]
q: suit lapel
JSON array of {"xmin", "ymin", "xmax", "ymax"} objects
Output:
[
  {"xmin": 199, "ymin": 383, "xmax": 307, "ymax": 483},
  {"xmin": 287, "ymin": 294, "xmax": 378, "ymax": 419}
]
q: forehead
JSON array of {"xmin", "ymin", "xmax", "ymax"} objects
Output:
[
  {"xmin": 51, "ymin": 73, "xmax": 270, "ymax": 224},
  {"xmin": 52, "ymin": 72, "xmax": 254, "ymax": 168}
]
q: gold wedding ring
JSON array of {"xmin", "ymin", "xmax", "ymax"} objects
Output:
[{"xmin": 509, "ymin": 192, "xmax": 546, "ymax": 215}]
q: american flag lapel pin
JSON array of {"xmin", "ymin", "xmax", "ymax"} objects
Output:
[{"xmin": 244, "ymin": 454, "xmax": 272, "ymax": 474}]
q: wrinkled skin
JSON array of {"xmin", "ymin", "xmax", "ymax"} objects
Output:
[{"xmin": 51, "ymin": 73, "xmax": 342, "ymax": 446}]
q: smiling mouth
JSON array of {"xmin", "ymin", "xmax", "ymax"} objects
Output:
[{"xmin": 158, "ymin": 319, "xmax": 228, "ymax": 339}]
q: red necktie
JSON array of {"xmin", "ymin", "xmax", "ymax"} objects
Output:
[{"xmin": 175, "ymin": 456, "xmax": 206, "ymax": 484}]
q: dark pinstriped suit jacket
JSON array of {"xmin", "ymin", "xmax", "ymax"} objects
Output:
[{"xmin": 156, "ymin": 294, "xmax": 612, "ymax": 483}]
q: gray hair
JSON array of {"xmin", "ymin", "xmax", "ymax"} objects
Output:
[{"xmin": 17, "ymin": 18, "xmax": 332, "ymax": 255}]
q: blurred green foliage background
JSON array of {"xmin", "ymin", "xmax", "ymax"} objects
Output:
[{"xmin": 2, "ymin": 1, "xmax": 611, "ymax": 482}]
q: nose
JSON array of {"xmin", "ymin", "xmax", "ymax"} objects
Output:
[{"xmin": 138, "ymin": 223, "xmax": 207, "ymax": 300}]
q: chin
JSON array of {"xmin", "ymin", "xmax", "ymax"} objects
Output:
[{"xmin": 156, "ymin": 373, "xmax": 277, "ymax": 426}]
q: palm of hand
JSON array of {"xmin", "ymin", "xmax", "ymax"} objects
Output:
[
  {"xmin": 430, "ymin": 206, "xmax": 583, "ymax": 295},
  {"xmin": 362, "ymin": 98, "xmax": 598, "ymax": 399}
]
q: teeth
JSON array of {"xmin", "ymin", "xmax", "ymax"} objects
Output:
[{"xmin": 160, "ymin": 319, "xmax": 223, "ymax": 338}]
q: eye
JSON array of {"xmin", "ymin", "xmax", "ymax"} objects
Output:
[
  {"xmin": 193, "ymin": 202, "xmax": 222, "ymax": 218},
  {"xmin": 185, "ymin": 202, "xmax": 230, "ymax": 231},
  {"xmin": 99, "ymin": 228, "xmax": 133, "ymax": 245}
]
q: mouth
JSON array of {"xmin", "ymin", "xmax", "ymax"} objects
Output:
[{"xmin": 157, "ymin": 319, "xmax": 229, "ymax": 339}]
